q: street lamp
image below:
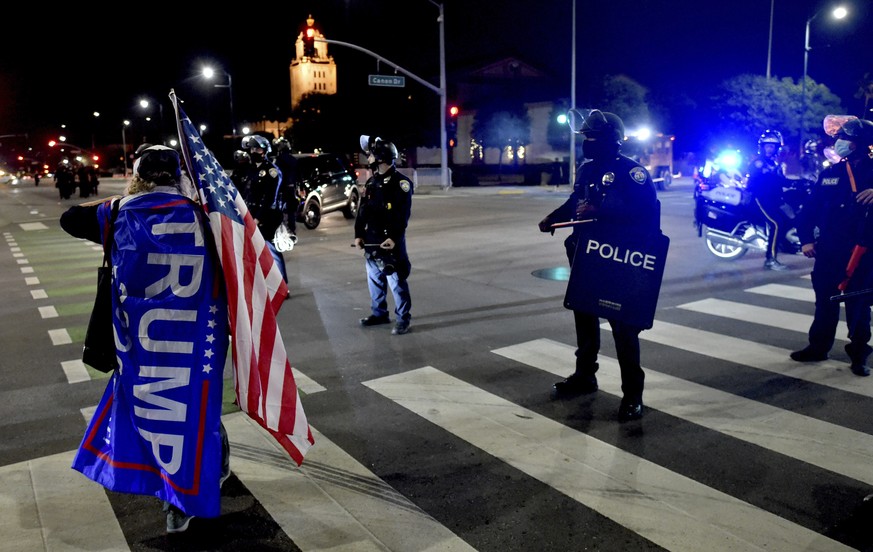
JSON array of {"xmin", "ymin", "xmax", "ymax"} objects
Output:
[
  {"xmin": 801, "ymin": 4, "xmax": 847, "ymax": 151},
  {"xmin": 139, "ymin": 98, "xmax": 164, "ymax": 142},
  {"xmin": 92, "ymin": 111, "xmax": 100, "ymax": 150},
  {"xmin": 202, "ymin": 66, "xmax": 235, "ymax": 136},
  {"xmin": 122, "ymin": 120, "xmax": 131, "ymax": 177}
]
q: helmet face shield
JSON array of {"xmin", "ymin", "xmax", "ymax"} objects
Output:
[
  {"xmin": 241, "ymin": 135, "xmax": 271, "ymax": 153},
  {"xmin": 576, "ymin": 109, "xmax": 625, "ymax": 145},
  {"xmin": 823, "ymin": 115, "xmax": 858, "ymax": 138},
  {"xmin": 359, "ymin": 134, "xmax": 383, "ymax": 155}
]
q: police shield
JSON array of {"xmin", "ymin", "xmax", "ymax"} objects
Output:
[{"xmin": 564, "ymin": 225, "xmax": 669, "ymax": 329}]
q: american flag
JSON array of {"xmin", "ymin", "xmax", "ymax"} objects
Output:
[{"xmin": 170, "ymin": 91, "xmax": 314, "ymax": 464}]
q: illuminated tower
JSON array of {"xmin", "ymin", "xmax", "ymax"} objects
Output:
[{"xmin": 290, "ymin": 15, "xmax": 337, "ymax": 110}]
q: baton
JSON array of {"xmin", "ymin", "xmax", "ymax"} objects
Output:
[
  {"xmin": 550, "ymin": 219, "xmax": 596, "ymax": 228},
  {"xmin": 350, "ymin": 243, "xmax": 384, "ymax": 247},
  {"xmin": 830, "ymin": 288, "xmax": 873, "ymax": 303}
]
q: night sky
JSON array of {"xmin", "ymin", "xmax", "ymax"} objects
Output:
[{"xmin": 1, "ymin": 0, "xmax": 870, "ymax": 156}]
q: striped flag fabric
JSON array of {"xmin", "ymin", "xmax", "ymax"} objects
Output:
[{"xmin": 170, "ymin": 91, "xmax": 314, "ymax": 464}]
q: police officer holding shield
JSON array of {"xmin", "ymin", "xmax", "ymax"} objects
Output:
[
  {"xmin": 538, "ymin": 109, "xmax": 659, "ymax": 422},
  {"xmin": 354, "ymin": 135, "xmax": 414, "ymax": 335}
]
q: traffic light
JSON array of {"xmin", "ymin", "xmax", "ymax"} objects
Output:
[
  {"xmin": 447, "ymin": 105, "xmax": 459, "ymax": 148},
  {"xmin": 303, "ymin": 16, "xmax": 316, "ymax": 58}
]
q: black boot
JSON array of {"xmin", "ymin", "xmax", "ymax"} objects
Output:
[{"xmin": 551, "ymin": 363, "xmax": 598, "ymax": 399}]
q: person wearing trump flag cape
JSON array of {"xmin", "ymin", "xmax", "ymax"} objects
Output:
[{"xmin": 60, "ymin": 92, "xmax": 313, "ymax": 534}]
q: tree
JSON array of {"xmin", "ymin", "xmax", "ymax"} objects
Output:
[
  {"xmin": 470, "ymin": 100, "xmax": 531, "ymax": 167},
  {"xmin": 854, "ymin": 73, "xmax": 873, "ymax": 117},
  {"xmin": 599, "ymin": 75, "xmax": 650, "ymax": 130},
  {"xmin": 712, "ymin": 74, "xmax": 842, "ymax": 153}
]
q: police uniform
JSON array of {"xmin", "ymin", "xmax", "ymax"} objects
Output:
[
  {"xmin": 239, "ymin": 159, "xmax": 283, "ymax": 241},
  {"xmin": 239, "ymin": 157, "xmax": 287, "ymax": 284},
  {"xmin": 794, "ymin": 156, "xmax": 873, "ymax": 366},
  {"xmin": 746, "ymin": 154, "xmax": 789, "ymax": 265},
  {"xmin": 354, "ymin": 165, "xmax": 413, "ymax": 326},
  {"xmin": 543, "ymin": 153, "xmax": 659, "ymax": 414}
]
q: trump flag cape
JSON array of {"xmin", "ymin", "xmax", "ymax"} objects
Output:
[
  {"xmin": 72, "ymin": 192, "xmax": 229, "ymax": 518},
  {"xmin": 170, "ymin": 90, "xmax": 314, "ymax": 465}
]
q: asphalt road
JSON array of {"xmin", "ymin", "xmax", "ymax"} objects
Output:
[{"xmin": 1, "ymin": 174, "xmax": 872, "ymax": 551}]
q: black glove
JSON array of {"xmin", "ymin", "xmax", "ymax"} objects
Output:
[{"xmin": 538, "ymin": 216, "xmax": 554, "ymax": 235}]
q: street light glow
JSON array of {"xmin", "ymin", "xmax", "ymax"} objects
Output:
[{"xmin": 833, "ymin": 6, "xmax": 847, "ymax": 19}]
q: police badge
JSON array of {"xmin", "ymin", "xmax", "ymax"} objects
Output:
[
  {"xmin": 602, "ymin": 172, "xmax": 615, "ymax": 186},
  {"xmin": 630, "ymin": 167, "xmax": 647, "ymax": 184}
]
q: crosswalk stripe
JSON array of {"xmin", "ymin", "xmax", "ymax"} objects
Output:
[
  {"xmin": 48, "ymin": 328, "xmax": 71, "ymax": 346},
  {"xmin": 746, "ymin": 283, "xmax": 815, "ymax": 302},
  {"xmin": 494, "ymin": 338, "xmax": 873, "ymax": 486},
  {"xmin": 224, "ymin": 412, "xmax": 474, "ymax": 552},
  {"xmin": 364, "ymin": 366, "xmax": 851, "ymax": 552},
  {"xmin": 62, "ymin": 359, "xmax": 91, "ymax": 384},
  {"xmin": 677, "ymin": 298, "xmax": 849, "ymax": 340},
  {"xmin": 635, "ymin": 321, "xmax": 871, "ymax": 396},
  {"xmin": 0, "ymin": 451, "xmax": 129, "ymax": 552}
]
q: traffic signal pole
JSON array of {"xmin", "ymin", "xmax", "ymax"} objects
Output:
[{"xmin": 316, "ymin": 26, "xmax": 449, "ymax": 189}]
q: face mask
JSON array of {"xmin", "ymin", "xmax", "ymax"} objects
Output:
[
  {"xmin": 582, "ymin": 138, "xmax": 616, "ymax": 161},
  {"xmin": 249, "ymin": 152, "xmax": 264, "ymax": 164},
  {"xmin": 834, "ymin": 139, "xmax": 855, "ymax": 159}
]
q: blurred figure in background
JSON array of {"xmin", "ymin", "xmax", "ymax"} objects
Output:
[{"xmin": 745, "ymin": 129, "xmax": 790, "ymax": 271}]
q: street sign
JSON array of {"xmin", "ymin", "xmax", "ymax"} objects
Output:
[{"xmin": 368, "ymin": 75, "xmax": 406, "ymax": 88}]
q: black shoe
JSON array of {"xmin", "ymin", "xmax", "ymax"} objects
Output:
[
  {"xmin": 392, "ymin": 321, "xmax": 410, "ymax": 335},
  {"xmin": 789, "ymin": 347, "xmax": 829, "ymax": 362},
  {"xmin": 764, "ymin": 258, "xmax": 788, "ymax": 271},
  {"xmin": 551, "ymin": 374, "xmax": 598, "ymax": 399},
  {"xmin": 360, "ymin": 315, "xmax": 390, "ymax": 327},
  {"xmin": 618, "ymin": 401, "xmax": 643, "ymax": 422},
  {"xmin": 850, "ymin": 362, "xmax": 871, "ymax": 377}
]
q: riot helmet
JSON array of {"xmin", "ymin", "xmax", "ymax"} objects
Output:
[
  {"xmin": 757, "ymin": 129, "xmax": 783, "ymax": 154},
  {"xmin": 803, "ymin": 139, "xmax": 819, "ymax": 154},
  {"xmin": 837, "ymin": 118, "xmax": 873, "ymax": 145},
  {"xmin": 359, "ymin": 134, "xmax": 397, "ymax": 164},
  {"xmin": 571, "ymin": 109, "xmax": 625, "ymax": 145},
  {"xmin": 241, "ymin": 134, "xmax": 271, "ymax": 154},
  {"xmin": 823, "ymin": 114, "xmax": 859, "ymax": 138}
]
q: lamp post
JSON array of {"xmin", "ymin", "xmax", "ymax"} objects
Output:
[
  {"xmin": 202, "ymin": 66, "xmax": 236, "ymax": 136},
  {"xmin": 766, "ymin": 0, "xmax": 774, "ymax": 79},
  {"xmin": 92, "ymin": 111, "xmax": 100, "ymax": 150},
  {"xmin": 426, "ymin": 0, "xmax": 448, "ymax": 189},
  {"xmin": 121, "ymin": 120, "xmax": 130, "ymax": 177},
  {"xmin": 800, "ymin": 4, "xmax": 848, "ymax": 151},
  {"xmin": 570, "ymin": 0, "xmax": 577, "ymax": 186}
]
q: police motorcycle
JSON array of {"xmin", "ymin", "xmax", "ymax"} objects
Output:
[{"xmin": 693, "ymin": 148, "xmax": 811, "ymax": 260}]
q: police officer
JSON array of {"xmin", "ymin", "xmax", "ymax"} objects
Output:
[
  {"xmin": 746, "ymin": 129, "xmax": 790, "ymax": 271},
  {"xmin": 354, "ymin": 136, "xmax": 413, "ymax": 335},
  {"xmin": 791, "ymin": 116, "xmax": 873, "ymax": 376},
  {"xmin": 538, "ymin": 109, "xmax": 659, "ymax": 422},
  {"xmin": 239, "ymin": 135, "xmax": 288, "ymax": 284},
  {"xmin": 272, "ymin": 136, "xmax": 300, "ymax": 237}
]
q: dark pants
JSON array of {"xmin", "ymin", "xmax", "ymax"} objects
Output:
[
  {"xmin": 755, "ymin": 198, "xmax": 787, "ymax": 261},
  {"xmin": 808, "ymin": 255, "xmax": 872, "ymax": 362},
  {"xmin": 573, "ymin": 310, "xmax": 645, "ymax": 403}
]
